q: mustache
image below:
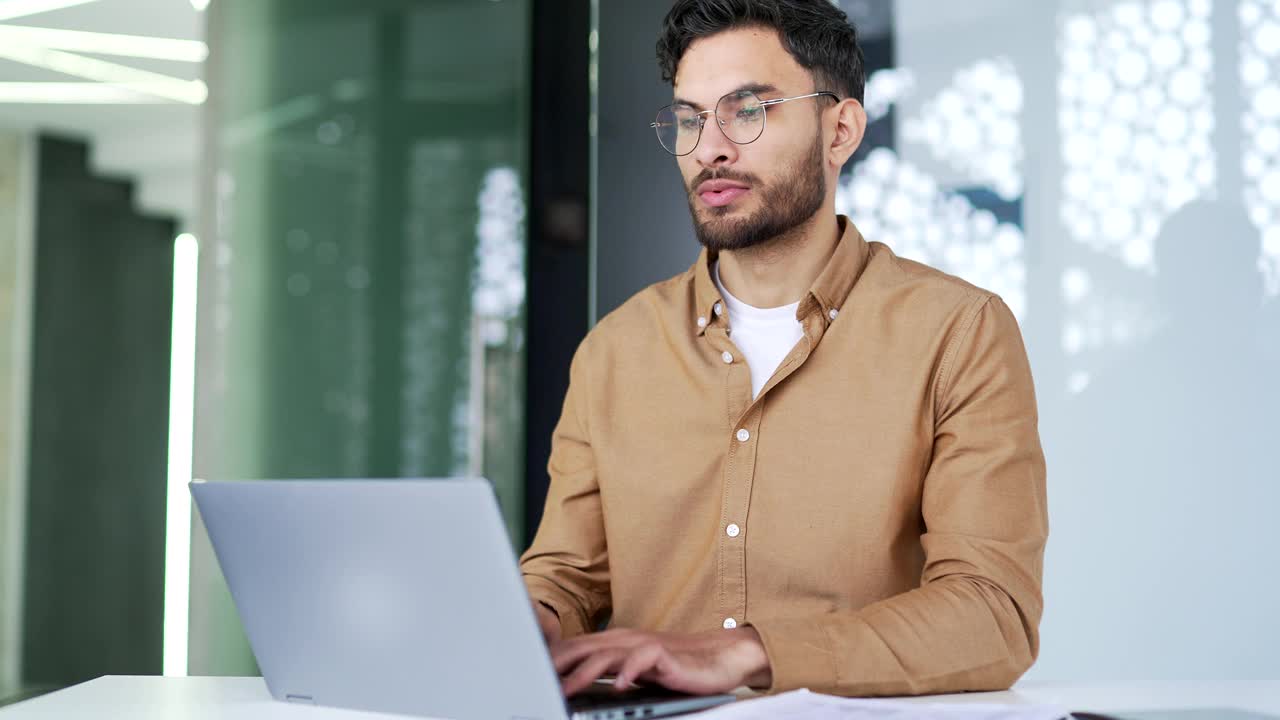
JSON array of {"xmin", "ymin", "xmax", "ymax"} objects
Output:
[{"xmin": 688, "ymin": 168, "xmax": 762, "ymax": 194}]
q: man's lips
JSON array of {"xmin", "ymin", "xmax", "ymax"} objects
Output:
[{"xmin": 696, "ymin": 179, "xmax": 750, "ymax": 208}]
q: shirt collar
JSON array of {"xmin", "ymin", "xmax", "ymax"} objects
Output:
[{"xmin": 691, "ymin": 214, "xmax": 871, "ymax": 336}]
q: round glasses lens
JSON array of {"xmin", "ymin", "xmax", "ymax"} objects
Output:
[
  {"xmin": 717, "ymin": 91, "xmax": 765, "ymax": 144},
  {"xmin": 654, "ymin": 105, "xmax": 701, "ymax": 155}
]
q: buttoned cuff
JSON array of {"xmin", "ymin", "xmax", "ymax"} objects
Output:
[
  {"xmin": 522, "ymin": 574, "xmax": 594, "ymax": 639},
  {"xmin": 746, "ymin": 616, "xmax": 839, "ymax": 694}
]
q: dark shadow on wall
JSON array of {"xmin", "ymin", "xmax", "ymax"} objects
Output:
[{"xmin": 1056, "ymin": 199, "xmax": 1280, "ymax": 680}]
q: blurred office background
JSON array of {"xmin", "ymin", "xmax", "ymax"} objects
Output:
[{"xmin": 0, "ymin": 0, "xmax": 1276, "ymax": 706}]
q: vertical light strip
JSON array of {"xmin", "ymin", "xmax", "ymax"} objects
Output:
[{"xmin": 163, "ymin": 233, "xmax": 198, "ymax": 677}]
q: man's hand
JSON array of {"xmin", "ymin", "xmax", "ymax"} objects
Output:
[
  {"xmin": 533, "ymin": 602, "xmax": 562, "ymax": 645},
  {"xmin": 551, "ymin": 626, "xmax": 772, "ymax": 697}
]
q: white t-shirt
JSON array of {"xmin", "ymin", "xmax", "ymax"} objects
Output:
[{"xmin": 712, "ymin": 262, "xmax": 805, "ymax": 399}]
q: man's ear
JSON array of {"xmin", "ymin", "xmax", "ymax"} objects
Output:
[{"xmin": 828, "ymin": 99, "xmax": 867, "ymax": 169}]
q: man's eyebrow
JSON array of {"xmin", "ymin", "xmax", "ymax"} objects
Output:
[{"xmin": 672, "ymin": 82, "xmax": 780, "ymax": 110}]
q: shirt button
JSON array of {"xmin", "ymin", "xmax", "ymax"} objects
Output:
[
  {"xmin": 723, "ymin": 617, "xmax": 737, "ymax": 629},
  {"xmin": 721, "ymin": 351, "xmax": 734, "ymax": 364},
  {"xmin": 697, "ymin": 316, "xmax": 707, "ymax": 328},
  {"xmin": 726, "ymin": 523, "xmax": 741, "ymax": 538},
  {"xmin": 713, "ymin": 302, "xmax": 724, "ymax": 316},
  {"xmin": 829, "ymin": 308, "xmax": 840, "ymax": 320},
  {"xmin": 736, "ymin": 428, "xmax": 750, "ymax": 442}
]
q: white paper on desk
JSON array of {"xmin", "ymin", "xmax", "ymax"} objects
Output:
[{"xmin": 687, "ymin": 689, "xmax": 1070, "ymax": 720}]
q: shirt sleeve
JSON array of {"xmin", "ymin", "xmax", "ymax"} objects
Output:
[
  {"xmin": 519, "ymin": 334, "xmax": 612, "ymax": 639},
  {"xmin": 748, "ymin": 294, "xmax": 1048, "ymax": 696}
]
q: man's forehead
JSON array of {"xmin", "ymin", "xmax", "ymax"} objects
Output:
[{"xmin": 672, "ymin": 26, "xmax": 808, "ymax": 103}]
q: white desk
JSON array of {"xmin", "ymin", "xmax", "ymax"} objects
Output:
[{"xmin": 0, "ymin": 676, "xmax": 1276, "ymax": 719}]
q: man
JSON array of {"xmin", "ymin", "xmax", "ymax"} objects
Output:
[{"xmin": 520, "ymin": 0, "xmax": 1048, "ymax": 699}]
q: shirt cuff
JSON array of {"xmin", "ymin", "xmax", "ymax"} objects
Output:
[
  {"xmin": 746, "ymin": 615, "xmax": 839, "ymax": 694},
  {"xmin": 522, "ymin": 574, "xmax": 594, "ymax": 639}
]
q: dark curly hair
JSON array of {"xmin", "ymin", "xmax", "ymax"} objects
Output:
[{"xmin": 656, "ymin": 0, "xmax": 866, "ymax": 104}]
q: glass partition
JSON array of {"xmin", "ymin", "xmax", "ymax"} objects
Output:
[{"xmin": 191, "ymin": 0, "xmax": 531, "ymax": 674}]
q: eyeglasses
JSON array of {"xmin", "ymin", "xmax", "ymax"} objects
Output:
[{"xmin": 650, "ymin": 89, "xmax": 839, "ymax": 156}]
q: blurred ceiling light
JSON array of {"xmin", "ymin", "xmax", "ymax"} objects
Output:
[
  {"xmin": 0, "ymin": 81, "xmax": 187, "ymax": 102},
  {"xmin": 0, "ymin": 25, "xmax": 207, "ymax": 61},
  {"xmin": 0, "ymin": 40, "xmax": 206, "ymax": 103},
  {"xmin": 0, "ymin": 0, "xmax": 98, "ymax": 22},
  {"xmin": 190, "ymin": 0, "xmax": 208, "ymax": 10}
]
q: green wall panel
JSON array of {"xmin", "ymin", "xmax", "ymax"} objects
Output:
[
  {"xmin": 21, "ymin": 136, "xmax": 175, "ymax": 688},
  {"xmin": 191, "ymin": 0, "xmax": 531, "ymax": 675}
]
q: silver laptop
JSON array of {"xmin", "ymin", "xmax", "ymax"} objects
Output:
[{"xmin": 190, "ymin": 478, "xmax": 736, "ymax": 720}]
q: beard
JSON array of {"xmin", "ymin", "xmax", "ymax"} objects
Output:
[{"xmin": 687, "ymin": 136, "xmax": 826, "ymax": 253}]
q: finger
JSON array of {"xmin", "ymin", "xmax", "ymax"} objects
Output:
[
  {"xmin": 560, "ymin": 648, "xmax": 627, "ymax": 698},
  {"xmin": 613, "ymin": 643, "xmax": 665, "ymax": 690},
  {"xmin": 551, "ymin": 629, "xmax": 644, "ymax": 675}
]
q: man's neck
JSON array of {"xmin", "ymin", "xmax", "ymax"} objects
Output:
[{"xmin": 715, "ymin": 211, "xmax": 840, "ymax": 309}]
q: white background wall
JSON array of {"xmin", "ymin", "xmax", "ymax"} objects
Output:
[{"xmin": 891, "ymin": 0, "xmax": 1280, "ymax": 683}]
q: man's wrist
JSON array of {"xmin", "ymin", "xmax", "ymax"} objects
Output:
[{"xmin": 728, "ymin": 627, "xmax": 772, "ymax": 689}]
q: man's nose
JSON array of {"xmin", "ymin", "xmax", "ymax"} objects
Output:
[{"xmin": 693, "ymin": 113, "xmax": 739, "ymax": 169}]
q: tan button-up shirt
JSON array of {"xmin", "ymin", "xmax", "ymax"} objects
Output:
[{"xmin": 520, "ymin": 216, "xmax": 1048, "ymax": 697}]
